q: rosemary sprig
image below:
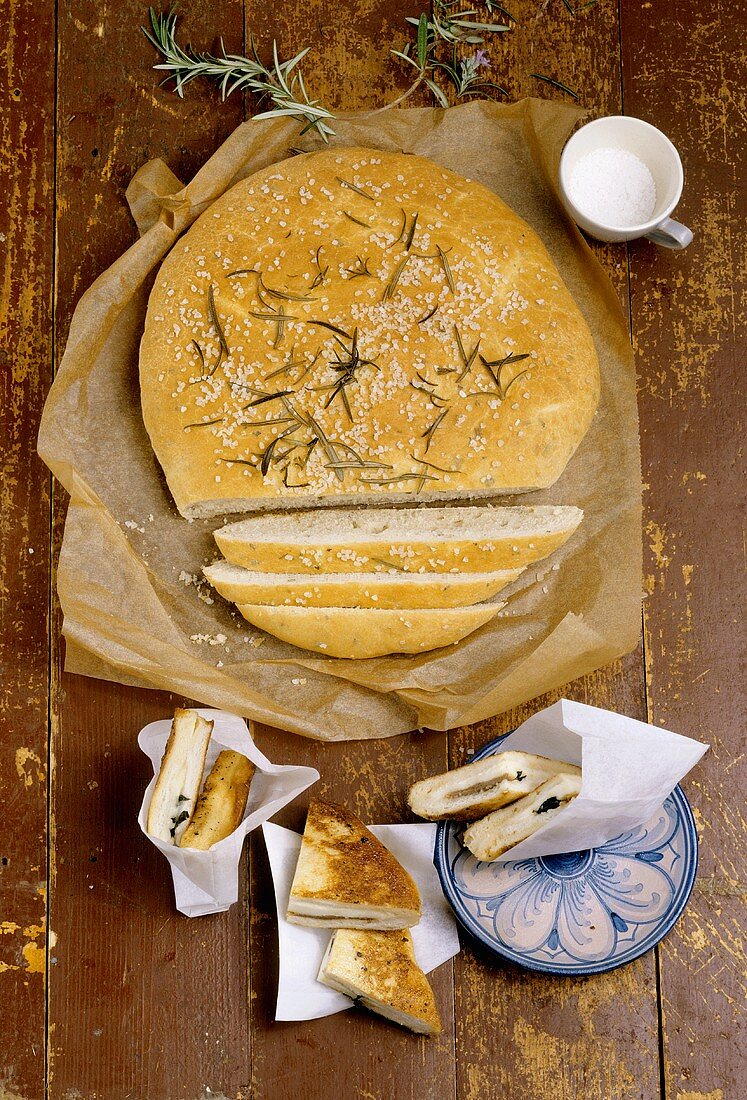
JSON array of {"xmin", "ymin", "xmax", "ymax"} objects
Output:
[
  {"xmin": 531, "ymin": 73, "xmax": 579, "ymax": 100},
  {"xmin": 337, "ymin": 177, "xmax": 374, "ymax": 201},
  {"xmin": 319, "ymin": 327, "xmax": 380, "ymax": 422},
  {"xmin": 143, "ymin": 8, "xmax": 335, "ymax": 140},
  {"xmin": 392, "ymin": 4, "xmax": 510, "ymax": 109}
]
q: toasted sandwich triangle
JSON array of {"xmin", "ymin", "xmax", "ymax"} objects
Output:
[
  {"xmin": 318, "ymin": 929, "xmax": 442, "ymax": 1036},
  {"xmin": 286, "ymin": 799, "xmax": 421, "ymax": 929}
]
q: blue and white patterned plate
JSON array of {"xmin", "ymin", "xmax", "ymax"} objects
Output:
[{"xmin": 434, "ymin": 733, "xmax": 698, "ymax": 975}]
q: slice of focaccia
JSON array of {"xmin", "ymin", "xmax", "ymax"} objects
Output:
[
  {"xmin": 318, "ymin": 928, "xmax": 442, "ymax": 1036},
  {"xmin": 235, "ymin": 603, "xmax": 502, "ymax": 658},
  {"xmin": 408, "ymin": 751, "xmax": 581, "ymax": 822},
  {"xmin": 463, "ymin": 772, "xmax": 582, "ymax": 862},
  {"xmin": 179, "ymin": 750, "xmax": 255, "ymax": 850},
  {"xmin": 215, "ymin": 504, "xmax": 583, "ymax": 575},
  {"xmin": 204, "ymin": 559, "xmax": 524, "ymax": 609},
  {"xmin": 146, "ymin": 709, "xmax": 213, "ymax": 844},
  {"xmin": 287, "ymin": 799, "xmax": 421, "ymax": 929}
]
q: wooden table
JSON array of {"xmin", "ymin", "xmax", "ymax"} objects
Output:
[{"xmin": 2, "ymin": 2, "xmax": 743, "ymax": 1097}]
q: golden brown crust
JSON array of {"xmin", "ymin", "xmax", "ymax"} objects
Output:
[
  {"xmin": 289, "ymin": 798, "xmax": 420, "ymax": 914},
  {"xmin": 179, "ymin": 750, "xmax": 255, "ymax": 850},
  {"xmin": 140, "ymin": 147, "xmax": 599, "ymax": 517},
  {"xmin": 321, "ymin": 929, "xmax": 442, "ymax": 1035}
]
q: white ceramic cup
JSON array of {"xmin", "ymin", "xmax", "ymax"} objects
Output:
[{"xmin": 558, "ymin": 116, "xmax": 693, "ymax": 249}]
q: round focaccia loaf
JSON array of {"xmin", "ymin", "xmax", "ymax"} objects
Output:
[{"xmin": 140, "ymin": 147, "xmax": 599, "ymax": 519}]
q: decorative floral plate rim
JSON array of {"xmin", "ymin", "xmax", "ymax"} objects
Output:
[{"xmin": 434, "ymin": 732, "xmax": 698, "ymax": 976}]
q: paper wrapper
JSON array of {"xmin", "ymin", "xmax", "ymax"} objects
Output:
[
  {"xmin": 137, "ymin": 709, "xmax": 319, "ymax": 915},
  {"xmin": 38, "ymin": 99, "xmax": 642, "ymax": 741},
  {"xmin": 262, "ymin": 821, "xmax": 460, "ymax": 1021},
  {"xmin": 476, "ymin": 699, "xmax": 708, "ymax": 860}
]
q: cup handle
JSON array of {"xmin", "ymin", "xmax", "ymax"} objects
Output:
[{"xmin": 644, "ymin": 218, "xmax": 693, "ymax": 250}]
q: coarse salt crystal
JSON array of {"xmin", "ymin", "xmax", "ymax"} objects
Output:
[{"xmin": 567, "ymin": 146, "xmax": 656, "ymax": 226}]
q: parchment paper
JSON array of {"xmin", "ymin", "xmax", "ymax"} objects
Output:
[{"xmin": 38, "ymin": 99, "xmax": 642, "ymax": 742}]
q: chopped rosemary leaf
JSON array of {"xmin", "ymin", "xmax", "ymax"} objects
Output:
[
  {"xmin": 259, "ymin": 273, "xmax": 317, "ymax": 302},
  {"xmin": 336, "ymin": 176, "xmax": 374, "ymax": 200},
  {"xmin": 310, "ymin": 245, "xmax": 328, "ymax": 289},
  {"xmin": 386, "ymin": 207, "xmax": 407, "ymax": 249},
  {"xmin": 323, "ymin": 460, "xmax": 393, "ymax": 471},
  {"xmin": 382, "ymin": 254, "xmax": 412, "ymax": 301},
  {"xmin": 454, "ymin": 325, "xmax": 481, "ymax": 381},
  {"xmin": 421, "ymin": 409, "xmax": 449, "ymax": 452},
  {"xmin": 409, "ymin": 453, "xmax": 460, "ymax": 474},
  {"xmin": 502, "ymin": 369, "xmax": 530, "ymax": 397},
  {"xmin": 225, "ymin": 267, "xmax": 259, "ymax": 278},
  {"xmin": 531, "ymin": 73, "xmax": 579, "ymax": 100},
  {"xmin": 437, "ymin": 244, "xmax": 455, "ymax": 292},
  {"xmin": 273, "ymin": 304, "xmax": 286, "ymax": 348},
  {"xmin": 207, "ymin": 283, "xmax": 229, "ymax": 374},
  {"xmin": 417, "ymin": 305, "xmax": 438, "ymax": 325},
  {"xmin": 359, "ymin": 472, "xmax": 438, "ymax": 485},
  {"xmin": 344, "ymin": 256, "xmax": 375, "ymax": 279},
  {"xmin": 306, "ymin": 319, "xmax": 352, "ymax": 339},
  {"xmin": 243, "ymin": 389, "xmax": 293, "ymax": 408},
  {"xmin": 343, "ymin": 210, "xmax": 371, "ymax": 228},
  {"xmin": 404, "ymin": 211, "xmax": 419, "ymax": 252},
  {"xmin": 183, "ymin": 415, "xmax": 225, "ymax": 430},
  {"xmin": 370, "ymin": 557, "xmax": 410, "ymax": 573}
]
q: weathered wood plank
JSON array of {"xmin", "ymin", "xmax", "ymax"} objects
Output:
[
  {"xmin": 49, "ymin": 4, "xmax": 251, "ymax": 1098},
  {"xmin": 0, "ymin": 0, "xmax": 55, "ymax": 1096},
  {"xmin": 249, "ymin": 723, "xmax": 456, "ymax": 1100},
  {"xmin": 621, "ymin": 2, "xmax": 746, "ymax": 1098},
  {"xmin": 444, "ymin": 1, "xmax": 662, "ymax": 1095}
]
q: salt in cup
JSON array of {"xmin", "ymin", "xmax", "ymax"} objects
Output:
[{"xmin": 559, "ymin": 116, "xmax": 693, "ymax": 249}]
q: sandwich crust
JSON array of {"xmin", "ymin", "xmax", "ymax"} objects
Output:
[
  {"xmin": 288, "ymin": 799, "xmax": 420, "ymax": 925},
  {"xmin": 140, "ymin": 147, "xmax": 599, "ymax": 518},
  {"xmin": 318, "ymin": 929, "xmax": 442, "ymax": 1036},
  {"xmin": 179, "ymin": 750, "xmax": 255, "ymax": 850}
]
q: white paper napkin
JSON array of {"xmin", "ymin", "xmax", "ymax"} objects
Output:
[
  {"xmin": 138, "ymin": 709, "xmax": 319, "ymax": 916},
  {"xmin": 485, "ymin": 698, "xmax": 708, "ymax": 860},
  {"xmin": 263, "ymin": 821, "xmax": 460, "ymax": 1021}
]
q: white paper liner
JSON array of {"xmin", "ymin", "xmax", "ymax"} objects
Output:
[
  {"xmin": 138, "ymin": 709, "xmax": 319, "ymax": 915},
  {"xmin": 263, "ymin": 821, "xmax": 460, "ymax": 1021},
  {"xmin": 484, "ymin": 699, "xmax": 708, "ymax": 860}
]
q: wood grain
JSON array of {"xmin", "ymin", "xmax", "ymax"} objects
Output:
[
  {"xmin": 621, "ymin": 2, "xmax": 747, "ymax": 1098},
  {"xmin": 48, "ymin": 4, "xmax": 251, "ymax": 1099},
  {"xmin": 0, "ymin": 1, "xmax": 54, "ymax": 1097},
  {"xmin": 447, "ymin": 3, "xmax": 660, "ymax": 1094}
]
